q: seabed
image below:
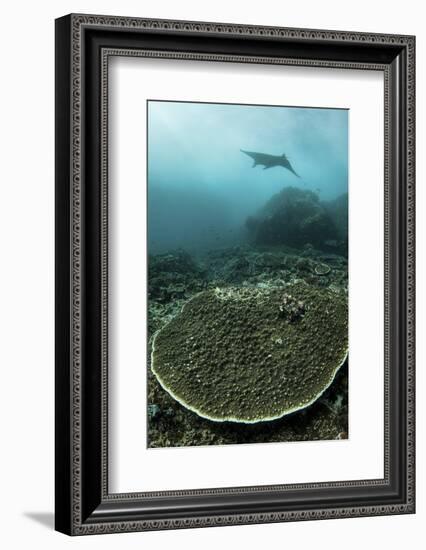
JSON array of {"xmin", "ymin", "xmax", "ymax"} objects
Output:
[{"xmin": 147, "ymin": 243, "xmax": 348, "ymax": 448}]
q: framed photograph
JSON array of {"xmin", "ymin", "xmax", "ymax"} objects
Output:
[{"xmin": 55, "ymin": 14, "xmax": 415, "ymax": 535}]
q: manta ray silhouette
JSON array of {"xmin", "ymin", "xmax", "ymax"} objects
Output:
[{"xmin": 241, "ymin": 149, "xmax": 300, "ymax": 177}]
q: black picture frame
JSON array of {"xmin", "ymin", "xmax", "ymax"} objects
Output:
[{"xmin": 55, "ymin": 13, "xmax": 415, "ymax": 535}]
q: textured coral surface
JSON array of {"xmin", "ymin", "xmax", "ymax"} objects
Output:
[
  {"xmin": 147, "ymin": 245, "xmax": 349, "ymax": 447},
  {"xmin": 151, "ymin": 283, "xmax": 347, "ymax": 422}
]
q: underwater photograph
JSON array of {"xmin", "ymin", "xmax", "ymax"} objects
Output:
[{"xmin": 147, "ymin": 100, "xmax": 349, "ymax": 448}]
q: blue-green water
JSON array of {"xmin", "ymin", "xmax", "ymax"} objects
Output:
[{"xmin": 147, "ymin": 100, "xmax": 348, "ymax": 254}]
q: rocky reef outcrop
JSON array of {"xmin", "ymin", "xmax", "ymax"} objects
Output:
[
  {"xmin": 323, "ymin": 192, "xmax": 348, "ymax": 242},
  {"xmin": 245, "ymin": 187, "xmax": 347, "ymax": 254}
]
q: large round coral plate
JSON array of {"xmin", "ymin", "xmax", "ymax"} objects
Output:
[{"xmin": 151, "ymin": 283, "xmax": 348, "ymax": 423}]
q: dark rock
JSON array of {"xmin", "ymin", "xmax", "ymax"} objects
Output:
[{"xmin": 245, "ymin": 186, "xmax": 339, "ymax": 250}]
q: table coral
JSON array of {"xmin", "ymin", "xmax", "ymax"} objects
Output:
[{"xmin": 151, "ymin": 283, "xmax": 348, "ymax": 423}]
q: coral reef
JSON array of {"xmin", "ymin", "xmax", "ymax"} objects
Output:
[
  {"xmin": 201, "ymin": 246, "xmax": 347, "ymax": 292},
  {"xmin": 314, "ymin": 263, "xmax": 331, "ymax": 276},
  {"xmin": 151, "ymin": 283, "xmax": 348, "ymax": 423},
  {"xmin": 278, "ymin": 292, "xmax": 306, "ymax": 322},
  {"xmin": 323, "ymin": 193, "xmax": 348, "ymax": 241},
  {"xmin": 147, "ymin": 360, "xmax": 348, "ymax": 447},
  {"xmin": 245, "ymin": 187, "xmax": 339, "ymax": 250},
  {"xmin": 148, "ymin": 249, "xmax": 206, "ymax": 302},
  {"xmin": 147, "ymin": 245, "xmax": 349, "ymax": 446}
]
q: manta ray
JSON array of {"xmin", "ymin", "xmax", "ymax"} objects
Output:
[{"xmin": 241, "ymin": 149, "xmax": 300, "ymax": 177}]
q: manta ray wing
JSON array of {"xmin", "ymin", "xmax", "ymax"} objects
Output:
[
  {"xmin": 240, "ymin": 150, "xmax": 273, "ymax": 167},
  {"xmin": 241, "ymin": 149, "xmax": 299, "ymax": 176}
]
